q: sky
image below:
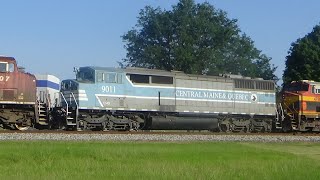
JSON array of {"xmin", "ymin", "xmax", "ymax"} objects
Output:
[{"xmin": 0, "ymin": 0, "xmax": 319, "ymax": 81}]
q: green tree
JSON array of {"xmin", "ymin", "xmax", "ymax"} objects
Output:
[
  {"xmin": 283, "ymin": 24, "xmax": 320, "ymax": 84},
  {"xmin": 122, "ymin": 0, "xmax": 277, "ymax": 80}
]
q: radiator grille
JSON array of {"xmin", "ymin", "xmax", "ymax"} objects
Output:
[{"xmin": 3, "ymin": 90, "xmax": 15, "ymax": 100}]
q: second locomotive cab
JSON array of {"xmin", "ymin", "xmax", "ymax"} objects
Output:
[
  {"xmin": 280, "ymin": 80, "xmax": 320, "ymax": 132},
  {"xmin": 60, "ymin": 66, "xmax": 276, "ymax": 132}
]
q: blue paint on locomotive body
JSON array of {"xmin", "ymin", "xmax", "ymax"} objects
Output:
[
  {"xmin": 61, "ymin": 67, "xmax": 276, "ymax": 115},
  {"xmin": 36, "ymin": 80, "xmax": 60, "ymax": 90}
]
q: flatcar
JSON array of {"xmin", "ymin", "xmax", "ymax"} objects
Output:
[{"xmin": 60, "ymin": 66, "xmax": 276, "ymax": 132}]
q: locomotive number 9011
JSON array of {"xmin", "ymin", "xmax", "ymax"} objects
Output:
[{"xmin": 101, "ymin": 86, "xmax": 116, "ymax": 93}]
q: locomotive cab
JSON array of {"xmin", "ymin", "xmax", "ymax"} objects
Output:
[
  {"xmin": 60, "ymin": 67, "xmax": 128, "ymax": 130},
  {"xmin": 282, "ymin": 80, "xmax": 320, "ymax": 131},
  {"xmin": 0, "ymin": 57, "xmax": 36, "ymax": 103}
]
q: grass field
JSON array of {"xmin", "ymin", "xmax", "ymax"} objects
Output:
[{"xmin": 1, "ymin": 141, "xmax": 320, "ymax": 180}]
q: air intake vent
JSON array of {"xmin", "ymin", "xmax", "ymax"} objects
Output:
[{"xmin": 3, "ymin": 90, "xmax": 15, "ymax": 100}]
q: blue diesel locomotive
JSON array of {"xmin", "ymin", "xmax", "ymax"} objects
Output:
[{"xmin": 59, "ymin": 66, "xmax": 276, "ymax": 132}]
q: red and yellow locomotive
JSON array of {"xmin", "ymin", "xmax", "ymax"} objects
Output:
[
  {"xmin": 0, "ymin": 56, "xmax": 37, "ymax": 130},
  {"xmin": 281, "ymin": 80, "xmax": 320, "ymax": 132}
]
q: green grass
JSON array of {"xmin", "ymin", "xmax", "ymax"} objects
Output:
[{"xmin": 1, "ymin": 141, "xmax": 320, "ymax": 180}]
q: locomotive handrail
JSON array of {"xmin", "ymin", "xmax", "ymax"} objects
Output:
[
  {"xmin": 283, "ymin": 102, "xmax": 299, "ymax": 114},
  {"xmin": 60, "ymin": 92, "xmax": 69, "ymax": 112},
  {"xmin": 70, "ymin": 92, "xmax": 78, "ymax": 108},
  {"xmin": 46, "ymin": 92, "xmax": 51, "ymax": 110},
  {"xmin": 70, "ymin": 92, "xmax": 79, "ymax": 128},
  {"xmin": 279, "ymin": 103, "xmax": 285, "ymax": 121},
  {"xmin": 275, "ymin": 106, "xmax": 279, "ymax": 122},
  {"xmin": 53, "ymin": 92, "xmax": 61, "ymax": 107}
]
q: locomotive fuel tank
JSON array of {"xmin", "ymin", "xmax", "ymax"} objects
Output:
[{"xmin": 147, "ymin": 115, "xmax": 219, "ymax": 131}]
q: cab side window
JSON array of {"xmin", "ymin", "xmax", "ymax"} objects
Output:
[
  {"xmin": 96, "ymin": 72, "xmax": 122, "ymax": 84},
  {"xmin": 8, "ymin": 63, "xmax": 15, "ymax": 72},
  {"xmin": 312, "ymin": 86, "xmax": 315, "ymax": 93},
  {"xmin": 311, "ymin": 85, "xmax": 320, "ymax": 94},
  {"xmin": 106, "ymin": 73, "xmax": 117, "ymax": 83},
  {"xmin": 97, "ymin": 72, "xmax": 104, "ymax": 82},
  {"xmin": 0, "ymin": 63, "xmax": 7, "ymax": 72}
]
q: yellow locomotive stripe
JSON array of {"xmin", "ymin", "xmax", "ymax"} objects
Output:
[
  {"xmin": 285, "ymin": 96, "xmax": 320, "ymax": 104},
  {"xmin": 300, "ymin": 96, "xmax": 320, "ymax": 102},
  {"xmin": 299, "ymin": 112, "xmax": 320, "ymax": 117}
]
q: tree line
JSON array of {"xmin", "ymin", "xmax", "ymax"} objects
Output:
[{"xmin": 121, "ymin": 0, "xmax": 320, "ymax": 85}]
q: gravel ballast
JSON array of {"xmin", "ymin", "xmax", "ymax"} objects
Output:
[{"xmin": 1, "ymin": 133, "xmax": 320, "ymax": 142}]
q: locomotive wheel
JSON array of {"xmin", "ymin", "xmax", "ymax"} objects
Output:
[
  {"xmin": 14, "ymin": 123, "xmax": 29, "ymax": 131},
  {"xmin": 219, "ymin": 123, "xmax": 231, "ymax": 133},
  {"xmin": 243, "ymin": 125, "xmax": 250, "ymax": 133}
]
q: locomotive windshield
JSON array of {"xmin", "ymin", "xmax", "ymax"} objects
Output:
[
  {"xmin": 76, "ymin": 69, "xmax": 94, "ymax": 82},
  {"xmin": 0, "ymin": 62, "xmax": 15, "ymax": 72},
  {"xmin": 0, "ymin": 62, "xmax": 6, "ymax": 72}
]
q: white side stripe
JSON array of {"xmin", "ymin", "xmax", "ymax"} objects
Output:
[
  {"xmin": 95, "ymin": 94, "xmax": 275, "ymax": 105},
  {"xmin": 95, "ymin": 94, "xmax": 104, "ymax": 107}
]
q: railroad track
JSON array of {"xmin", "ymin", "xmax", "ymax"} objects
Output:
[{"xmin": 0, "ymin": 129, "xmax": 318, "ymax": 136}]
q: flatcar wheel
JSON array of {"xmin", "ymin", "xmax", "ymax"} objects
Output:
[{"xmin": 14, "ymin": 123, "xmax": 29, "ymax": 131}]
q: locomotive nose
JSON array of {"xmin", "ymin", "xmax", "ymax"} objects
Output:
[{"xmin": 0, "ymin": 56, "xmax": 37, "ymax": 130}]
